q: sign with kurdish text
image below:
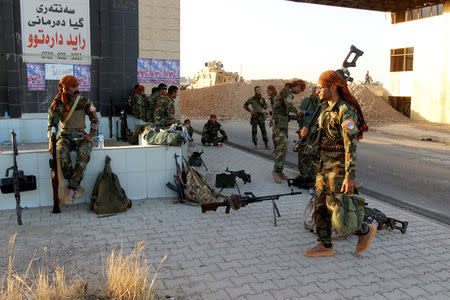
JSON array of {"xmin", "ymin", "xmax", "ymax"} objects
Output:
[
  {"xmin": 150, "ymin": 59, "xmax": 166, "ymax": 83},
  {"xmin": 137, "ymin": 58, "xmax": 151, "ymax": 83},
  {"xmin": 20, "ymin": 0, "xmax": 91, "ymax": 65},
  {"xmin": 27, "ymin": 63, "xmax": 46, "ymax": 91},
  {"xmin": 165, "ymin": 59, "xmax": 180, "ymax": 84},
  {"xmin": 45, "ymin": 63, "xmax": 73, "ymax": 80}
]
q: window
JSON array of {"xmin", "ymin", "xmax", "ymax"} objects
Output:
[
  {"xmin": 392, "ymin": 3, "xmax": 443, "ymax": 24},
  {"xmin": 390, "ymin": 47, "xmax": 414, "ymax": 72}
]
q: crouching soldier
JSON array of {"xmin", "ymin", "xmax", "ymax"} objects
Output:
[
  {"xmin": 47, "ymin": 75, "xmax": 99, "ymax": 203},
  {"xmin": 201, "ymin": 114, "xmax": 228, "ymax": 146}
]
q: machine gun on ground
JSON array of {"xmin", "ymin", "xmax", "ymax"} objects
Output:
[
  {"xmin": 0, "ymin": 130, "xmax": 37, "ymax": 225},
  {"xmin": 364, "ymin": 206, "xmax": 408, "ymax": 234},
  {"xmin": 225, "ymin": 168, "xmax": 251, "ymax": 184},
  {"xmin": 201, "ymin": 190, "xmax": 302, "ymax": 226},
  {"xmin": 188, "ymin": 150, "xmax": 208, "ymax": 171}
]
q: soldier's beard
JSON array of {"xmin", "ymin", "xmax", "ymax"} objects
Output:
[{"xmin": 254, "ymin": 93, "xmax": 261, "ymax": 100}]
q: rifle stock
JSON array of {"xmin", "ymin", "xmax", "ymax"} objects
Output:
[
  {"xmin": 50, "ymin": 129, "xmax": 61, "ymax": 214},
  {"xmin": 201, "ymin": 201, "xmax": 225, "ymax": 213}
]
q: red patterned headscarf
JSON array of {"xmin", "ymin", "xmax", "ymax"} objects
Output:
[
  {"xmin": 51, "ymin": 75, "xmax": 79, "ymax": 112},
  {"xmin": 284, "ymin": 80, "xmax": 305, "ymax": 91},
  {"xmin": 267, "ymin": 85, "xmax": 277, "ymax": 95},
  {"xmin": 318, "ymin": 70, "xmax": 368, "ymax": 140}
]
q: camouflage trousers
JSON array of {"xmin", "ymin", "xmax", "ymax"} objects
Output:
[
  {"xmin": 297, "ymin": 144, "xmax": 319, "ymax": 178},
  {"xmin": 58, "ymin": 131, "xmax": 93, "ymax": 190},
  {"xmin": 314, "ymin": 152, "xmax": 368, "ymax": 245},
  {"xmin": 250, "ymin": 114, "xmax": 268, "ymax": 145},
  {"xmin": 201, "ymin": 135, "xmax": 226, "ymax": 145},
  {"xmin": 273, "ymin": 127, "xmax": 288, "ymax": 173}
]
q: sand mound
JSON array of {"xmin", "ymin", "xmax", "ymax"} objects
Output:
[{"xmin": 180, "ymin": 80, "xmax": 409, "ymax": 127}]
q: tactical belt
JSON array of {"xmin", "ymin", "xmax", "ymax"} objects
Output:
[{"xmin": 61, "ymin": 128, "xmax": 85, "ymax": 132}]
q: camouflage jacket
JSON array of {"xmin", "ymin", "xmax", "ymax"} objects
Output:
[
  {"xmin": 317, "ymin": 98, "xmax": 359, "ymax": 180},
  {"xmin": 269, "ymin": 94, "xmax": 277, "ymax": 109},
  {"xmin": 202, "ymin": 120, "xmax": 227, "ymax": 139},
  {"xmin": 273, "ymin": 87, "xmax": 298, "ymax": 129},
  {"xmin": 243, "ymin": 96, "xmax": 268, "ymax": 114},
  {"xmin": 298, "ymin": 95, "xmax": 320, "ymax": 128},
  {"xmin": 153, "ymin": 96, "xmax": 175, "ymax": 126},
  {"xmin": 47, "ymin": 95, "xmax": 99, "ymax": 138}
]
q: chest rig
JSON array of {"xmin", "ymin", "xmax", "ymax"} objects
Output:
[{"xmin": 318, "ymin": 105, "xmax": 345, "ymax": 153}]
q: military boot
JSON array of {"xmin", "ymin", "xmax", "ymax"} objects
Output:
[
  {"xmin": 64, "ymin": 187, "xmax": 75, "ymax": 204},
  {"xmin": 73, "ymin": 187, "xmax": 84, "ymax": 199},
  {"xmin": 272, "ymin": 171, "xmax": 281, "ymax": 184},
  {"xmin": 264, "ymin": 144, "xmax": 272, "ymax": 150},
  {"xmin": 269, "ymin": 151, "xmax": 276, "ymax": 157},
  {"xmin": 356, "ymin": 224, "xmax": 377, "ymax": 253},
  {"xmin": 254, "ymin": 144, "xmax": 259, "ymax": 150},
  {"xmin": 304, "ymin": 243, "xmax": 334, "ymax": 257},
  {"xmin": 279, "ymin": 173, "xmax": 289, "ymax": 180}
]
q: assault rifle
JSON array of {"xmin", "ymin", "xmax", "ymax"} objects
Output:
[
  {"xmin": 0, "ymin": 130, "xmax": 37, "ymax": 225},
  {"xmin": 225, "ymin": 168, "xmax": 251, "ymax": 184},
  {"xmin": 364, "ymin": 206, "xmax": 408, "ymax": 234},
  {"xmin": 166, "ymin": 153, "xmax": 186, "ymax": 203},
  {"xmin": 188, "ymin": 150, "xmax": 208, "ymax": 171},
  {"xmin": 49, "ymin": 127, "xmax": 61, "ymax": 213},
  {"xmin": 201, "ymin": 190, "xmax": 302, "ymax": 226}
]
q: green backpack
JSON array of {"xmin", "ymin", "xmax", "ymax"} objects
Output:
[
  {"xmin": 90, "ymin": 156, "xmax": 131, "ymax": 214},
  {"xmin": 329, "ymin": 193, "xmax": 365, "ymax": 234}
]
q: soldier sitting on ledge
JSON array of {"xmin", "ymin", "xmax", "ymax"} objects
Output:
[{"xmin": 201, "ymin": 114, "xmax": 228, "ymax": 146}]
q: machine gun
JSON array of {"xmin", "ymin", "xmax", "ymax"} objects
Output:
[
  {"xmin": 225, "ymin": 168, "xmax": 251, "ymax": 184},
  {"xmin": 201, "ymin": 190, "xmax": 302, "ymax": 226},
  {"xmin": 49, "ymin": 127, "xmax": 61, "ymax": 213},
  {"xmin": 0, "ymin": 130, "xmax": 37, "ymax": 225},
  {"xmin": 364, "ymin": 206, "xmax": 408, "ymax": 234},
  {"xmin": 188, "ymin": 150, "xmax": 208, "ymax": 171}
]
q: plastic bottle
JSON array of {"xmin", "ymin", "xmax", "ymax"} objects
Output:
[
  {"xmin": 4, "ymin": 110, "xmax": 8, "ymax": 118},
  {"xmin": 98, "ymin": 132, "xmax": 104, "ymax": 148}
]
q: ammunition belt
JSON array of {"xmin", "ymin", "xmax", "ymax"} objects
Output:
[
  {"xmin": 323, "ymin": 124, "xmax": 343, "ymax": 145},
  {"xmin": 61, "ymin": 128, "xmax": 85, "ymax": 132},
  {"xmin": 321, "ymin": 145, "xmax": 345, "ymax": 153}
]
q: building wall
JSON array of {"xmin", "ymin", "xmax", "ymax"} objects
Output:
[
  {"xmin": 384, "ymin": 1, "xmax": 449, "ymax": 124},
  {"xmin": 138, "ymin": 0, "xmax": 180, "ymax": 118}
]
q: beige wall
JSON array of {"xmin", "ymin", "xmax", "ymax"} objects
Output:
[
  {"xmin": 384, "ymin": 1, "xmax": 450, "ymax": 124},
  {"xmin": 138, "ymin": 0, "xmax": 181, "ymax": 118}
]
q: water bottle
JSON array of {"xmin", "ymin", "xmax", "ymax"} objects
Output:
[
  {"xmin": 4, "ymin": 110, "xmax": 8, "ymax": 118},
  {"xmin": 98, "ymin": 132, "xmax": 104, "ymax": 148}
]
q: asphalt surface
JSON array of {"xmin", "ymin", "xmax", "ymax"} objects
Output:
[{"xmin": 191, "ymin": 119, "xmax": 450, "ymax": 224}]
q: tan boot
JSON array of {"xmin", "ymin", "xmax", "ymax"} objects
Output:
[
  {"xmin": 265, "ymin": 144, "xmax": 272, "ymax": 150},
  {"xmin": 269, "ymin": 151, "xmax": 276, "ymax": 157},
  {"xmin": 356, "ymin": 224, "xmax": 377, "ymax": 253},
  {"xmin": 64, "ymin": 187, "xmax": 75, "ymax": 204},
  {"xmin": 254, "ymin": 144, "xmax": 259, "ymax": 150},
  {"xmin": 304, "ymin": 243, "xmax": 334, "ymax": 257},
  {"xmin": 272, "ymin": 171, "xmax": 281, "ymax": 184},
  {"xmin": 279, "ymin": 173, "xmax": 289, "ymax": 180},
  {"xmin": 73, "ymin": 187, "xmax": 84, "ymax": 199}
]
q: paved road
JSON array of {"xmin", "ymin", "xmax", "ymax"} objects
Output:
[{"xmin": 192, "ymin": 119, "xmax": 450, "ymax": 223}]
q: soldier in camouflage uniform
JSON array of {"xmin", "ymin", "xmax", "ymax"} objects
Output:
[
  {"xmin": 148, "ymin": 83, "xmax": 168, "ymax": 123},
  {"xmin": 201, "ymin": 114, "xmax": 228, "ymax": 145},
  {"xmin": 296, "ymin": 86, "xmax": 321, "ymax": 186},
  {"xmin": 304, "ymin": 70, "xmax": 376, "ymax": 257},
  {"xmin": 128, "ymin": 84, "xmax": 139, "ymax": 115},
  {"xmin": 154, "ymin": 85, "xmax": 177, "ymax": 127},
  {"xmin": 244, "ymin": 86, "xmax": 271, "ymax": 150},
  {"xmin": 184, "ymin": 119, "xmax": 194, "ymax": 142},
  {"xmin": 267, "ymin": 85, "xmax": 277, "ymax": 157},
  {"xmin": 272, "ymin": 80, "xmax": 305, "ymax": 184},
  {"xmin": 134, "ymin": 85, "xmax": 147, "ymax": 121},
  {"xmin": 47, "ymin": 75, "xmax": 99, "ymax": 203}
]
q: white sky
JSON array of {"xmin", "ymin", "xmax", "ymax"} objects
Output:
[{"xmin": 180, "ymin": 0, "xmax": 388, "ymax": 83}]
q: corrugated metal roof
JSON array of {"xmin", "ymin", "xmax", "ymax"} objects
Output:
[{"xmin": 287, "ymin": 0, "xmax": 444, "ymax": 12}]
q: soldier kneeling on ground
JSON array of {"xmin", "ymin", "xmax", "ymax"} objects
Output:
[{"xmin": 201, "ymin": 114, "xmax": 228, "ymax": 146}]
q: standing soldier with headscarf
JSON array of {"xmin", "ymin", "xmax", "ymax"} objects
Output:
[
  {"xmin": 272, "ymin": 80, "xmax": 305, "ymax": 183},
  {"xmin": 133, "ymin": 85, "xmax": 147, "ymax": 121},
  {"xmin": 296, "ymin": 86, "xmax": 321, "ymax": 186},
  {"xmin": 244, "ymin": 86, "xmax": 271, "ymax": 150},
  {"xmin": 147, "ymin": 83, "xmax": 168, "ymax": 123},
  {"xmin": 47, "ymin": 75, "xmax": 99, "ymax": 203},
  {"xmin": 304, "ymin": 70, "xmax": 375, "ymax": 257}
]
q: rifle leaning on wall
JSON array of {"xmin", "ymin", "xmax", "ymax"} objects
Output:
[
  {"xmin": 166, "ymin": 153, "xmax": 186, "ymax": 203},
  {"xmin": 201, "ymin": 190, "xmax": 302, "ymax": 226},
  {"xmin": 49, "ymin": 127, "xmax": 61, "ymax": 213},
  {"xmin": 0, "ymin": 130, "xmax": 37, "ymax": 225}
]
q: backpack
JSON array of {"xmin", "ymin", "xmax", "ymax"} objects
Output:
[
  {"xmin": 184, "ymin": 164, "xmax": 225, "ymax": 204},
  {"xmin": 90, "ymin": 156, "xmax": 131, "ymax": 214},
  {"xmin": 143, "ymin": 123, "xmax": 189, "ymax": 146}
]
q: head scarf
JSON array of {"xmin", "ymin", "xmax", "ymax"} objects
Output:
[
  {"xmin": 318, "ymin": 70, "xmax": 368, "ymax": 140},
  {"xmin": 284, "ymin": 80, "xmax": 305, "ymax": 91},
  {"xmin": 51, "ymin": 75, "xmax": 78, "ymax": 112},
  {"xmin": 267, "ymin": 85, "xmax": 277, "ymax": 95}
]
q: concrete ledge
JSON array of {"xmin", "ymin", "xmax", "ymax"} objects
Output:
[{"xmin": 0, "ymin": 144, "xmax": 184, "ymax": 210}]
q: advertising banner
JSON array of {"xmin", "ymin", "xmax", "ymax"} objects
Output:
[
  {"xmin": 73, "ymin": 65, "xmax": 91, "ymax": 91},
  {"xmin": 20, "ymin": 0, "xmax": 91, "ymax": 65},
  {"xmin": 150, "ymin": 59, "xmax": 166, "ymax": 83},
  {"xmin": 26, "ymin": 63, "xmax": 46, "ymax": 91},
  {"xmin": 137, "ymin": 58, "xmax": 151, "ymax": 83},
  {"xmin": 165, "ymin": 59, "xmax": 180, "ymax": 84},
  {"xmin": 45, "ymin": 63, "xmax": 73, "ymax": 80}
]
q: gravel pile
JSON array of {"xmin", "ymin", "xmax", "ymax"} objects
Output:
[{"xmin": 181, "ymin": 80, "xmax": 409, "ymax": 127}]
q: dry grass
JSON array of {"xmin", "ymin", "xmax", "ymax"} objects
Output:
[
  {"xmin": 0, "ymin": 234, "xmax": 87, "ymax": 300},
  {"xmin": 106, "ymin": 241, "xmax": 167, "ymax": 300}
]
